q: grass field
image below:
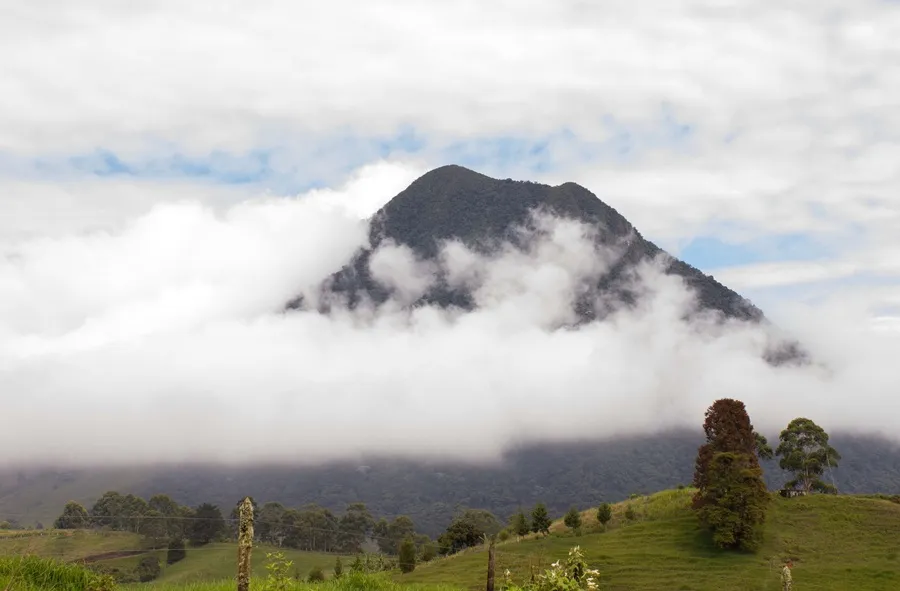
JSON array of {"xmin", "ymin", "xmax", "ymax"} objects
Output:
[
  {"xmin": 0, "ymin": 529, "xmax": 351, "ymax": 586},
  {"xmin": 0, "ymin": 530, "xmax": 145, "ymax": 562},
  {"xmin": 400, "ymin": 488, "xmax": 900, "ymax": 591},
  {"xmin": 148, "ymin": 543, "xmax": 350, "ymax": 585},
  {"xmin": 4, "ymin": 489, "xmax": 899, "ymax": 590}
]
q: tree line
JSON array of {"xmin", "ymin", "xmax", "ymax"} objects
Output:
[
  {"xmin": 51, "ymin": 400, "xmax": 842, "ymax": 561},
  {"xmin": 52, "ymin": 492, "xmax": 433, "ymax": 557}
]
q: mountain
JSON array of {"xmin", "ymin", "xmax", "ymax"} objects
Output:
[
  {"xmin": 286, "ymin": 165, "xmax": 803, "ymax": 363},
  {"xmin": 7, "ymin": 166, "xmax": 895, "ymax": 538}
]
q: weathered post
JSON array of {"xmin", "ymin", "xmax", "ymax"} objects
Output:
[
  {"xmin": 237, "ymin": 496, "xmax": 254, "ymax": 591},
  {"xmin": 486, "ymin": 535, "xmax": 496, "ymax": 591}
]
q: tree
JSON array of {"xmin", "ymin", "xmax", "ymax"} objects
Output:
[
  {"xmin": 256, "ymin": 502, "xmax": 286, "ymax": 546},
  {"xmin": 187, "ymin": 503, "xmax": 225, "ymax": 546},
  {"xmin": 691, "ymin": 398, "xmax": 770, "ymax": 551},
  {"xmin": 333, "ymin": 556, "xmax": 343, "ymax": 579},
  {"xmin": 511, "ymin": 510, "xmax": 530, "ymax": 537},
  {"xmin": 149, "ymin": 494, "xmax": 189, "ymax": 539},
  {"xmin": 563, "ymin": 507, "xmax": 582, "ymax": 532},
  {"xmin": 437, "ymin": 509, "xmax": 501, "ymax": 555},
  {"xmin": 692, "ymin": 399, "xmax": 768, "ymax": 494},
  {"xmin": 374, "ymin": 515, "xmax": 416, "ymax": 554},
  {"xmin": 596, "ymin": 503, "xmax": 612, "ymax": 531},
  {"xmin": 337, "ymin": 502, "xmax": 374, "ymax": 553},
  {"xmin": 398, "ymin": 536, "xmax": 417, "ymax": 573},
  {"xmin": 89, "ymin": 491, "xmax": 126, "ymax": 529},
  {"xmin": 166, "ymin": 536, "xmax": 186, "ymax": 565},
  {"xmin": 139, "ymin": 510, "xmax": 169, "ymax": 546},
  {"xmin": 775, "ymin": 417, "xmax": 841, "ymax": 494},
  {"xmin": 54, "ymin": 501, "xmax": 90, "ymax": 529},
  {"xmin": 695, "ymin": 452, "xmax": 769, "ymax": 551},
  {"xmin": 530, "ymin": 503, "xmax": 551, "ymax": 536}
]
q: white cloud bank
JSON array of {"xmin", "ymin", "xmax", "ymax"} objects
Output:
[
  {"xmin": 1, "ymin": 169, "xmax": 898, "ymax": 467},
  {"xmin": 3, "ymin": 0, "xmax": 899, "ymax": 300}
]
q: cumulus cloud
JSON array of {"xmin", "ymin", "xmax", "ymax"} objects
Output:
[
  {"xmin": 2, "ymin": 0, "xmax": 898, "ymax": 301},
  {"xmin": 1, "ymin": 173, "xmax": 898, "ymax": 467},
  {"xmin": 1, "ymin": 0, "xmax": 899, "ymax": 466}
]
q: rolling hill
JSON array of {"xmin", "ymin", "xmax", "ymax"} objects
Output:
[
  {"xmin": 400, "ymin": 488, "xmax": 900, "ymax": 591},
  {"xmin": 0, "ymin": 528, "xmax": 347, "ymax": 586},
  {"xmin": 5, "ymin": 489, "xmax": 899, "ymax": 590}
]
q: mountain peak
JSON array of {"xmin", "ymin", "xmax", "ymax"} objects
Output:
[{"xmin": 286, "ymin": 165, "xmax": 803, "ymax": 362}]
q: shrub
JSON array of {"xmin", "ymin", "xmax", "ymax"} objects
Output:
[
  {"xmin": 135, "ymin": 556, "xmax": 161, "ymax": 582},
  {"xmin": 308, "ymin": 565, "xmax": 326, "ymax": 582},
  {"xmin": 421, "ymin": 541, "xmax": 437, "ymax": 562},
  {"xmin": 504, "ymin": 546, "xmax": 599, "ymax": 591},
  {"xmin": 166, "ymin": 536, "xmax": 187, "ymax": 564},
  {"xmin": 261, "ymin": 551, "xmax": 294, "ymax": 591}
]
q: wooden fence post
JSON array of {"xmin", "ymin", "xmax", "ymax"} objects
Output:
[
  {"xmin": 237, "ymin": 496, "xmax": 254, "ymax": 591},
  {"xmin": 486, "ymin": 535, "xmax": 496, "ymax": 591}
]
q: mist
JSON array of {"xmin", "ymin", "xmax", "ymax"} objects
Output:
[{"xmin": 1, "ymin": 172, "xmax": 898, "ymax": 467}]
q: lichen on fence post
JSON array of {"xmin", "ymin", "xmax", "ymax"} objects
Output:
[
  {"xmin": 237, "ymin": 496, "xmax": 254, "ymax": 591},
  {"xmin": 486, "ymin": 535, "xmax": 496, "ymax": 591}
]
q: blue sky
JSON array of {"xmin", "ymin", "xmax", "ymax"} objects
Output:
[
  {"xmin": 1, "ymin": 0, "xmax": 898, "ymax": 319},
  {"xmin": 2, "ymin": 0, "xmax": 900, "ymax": 464}
]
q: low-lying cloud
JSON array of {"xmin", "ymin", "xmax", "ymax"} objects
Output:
[{"xmin": 1, "ymin": 181, "xmax": 897, "ymax": 467}]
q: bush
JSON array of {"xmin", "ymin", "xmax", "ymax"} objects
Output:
[
  {"xmin": 166, "ymin": 536, "xmax": 187, "ymax": 564},
  {"xmin": 504, "ymin": 546, "xmax": 599, "ymax": 591},
  {"xmin": 261, "ymin": 552, "xmax": 294, "ymax": 591},
  {"xmin": 421, "ymin": 541, "xmax": 437, "ymax": 562},
  {"xmin": 624, "ymin": 505, "xmax": 636, "ymax": 521},
  {"xmin": 308, "ymin": 565, "xmax": 326, "ymax": 582},
  {"xmin": 135, "ymin": 556, "xmax": 161, "ymax": 582}
]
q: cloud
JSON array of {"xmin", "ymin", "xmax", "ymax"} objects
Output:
[
  {"xmin": 2, "ymin": 1, "xmax": 900, "ymax": 467},
  {"xmin": 1, "ymin": 172, "xmax": 898, "ymax": 467},
  {"xmin": 2, "ymin": 0, "xmax": 900, "ymax": 295}
]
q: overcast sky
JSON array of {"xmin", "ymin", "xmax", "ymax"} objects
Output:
[{"xmin": 1, "ymin": 1, "xmax": 898, "ymax": 465}]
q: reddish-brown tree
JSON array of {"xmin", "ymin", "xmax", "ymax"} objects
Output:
[
  {"xmin": 691, "ymin": 398, "xmax": 771, "ymax": 551},
  {"xmin": 692, "ymin": 398, "xmax": 765, "ymax": 499}
]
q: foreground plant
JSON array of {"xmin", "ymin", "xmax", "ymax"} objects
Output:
[
  {"xmin": 503, "ymin": 546, "xmax": 599, "ymax": 591},
  {"xmin": 260, "ymin": 551, "xmax": 294, "ymax": 591}
]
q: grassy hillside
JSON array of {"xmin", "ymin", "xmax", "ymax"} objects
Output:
[
  {"xmin": 0, "ymin": 555, "xmax": 117, "ymax": 591},
  {"xmin": 401, "ymin": 488, "xmax": 900, "ymax": 591},
  {"xmin": 0, "ymin": 529, "xmax": 145, "ymax": 562},
  {"xmin": 0, "ymin": 529, "xmax": 351, "ymax": 587},
  {"xmin": 150, "ymin": 543, "xmax": 348, "ymax": 585}
]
